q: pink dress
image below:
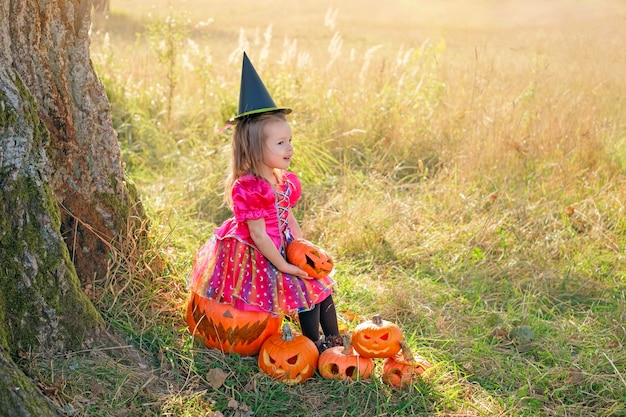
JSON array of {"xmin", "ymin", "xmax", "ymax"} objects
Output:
[{"xmin": 187, "ymin": 171, "xmax": 334, "ymax": 316}]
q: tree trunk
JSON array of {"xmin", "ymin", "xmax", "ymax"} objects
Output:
[
  {"xmin": 8, "ymin": 0, "xmax": 143, "ymax": 288},
  {"xmin": 1, "ymin": 0, "xmax": 144, "ymax": 414},
  {"xmin": 0, "ymin": 352, "xmax": 64, "ymax": 417}
]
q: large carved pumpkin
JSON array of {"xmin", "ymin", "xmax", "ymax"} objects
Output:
[
  {"xmin": 258, "ymin": 323, "xmax": 319, "ymax": 385},
  {"xmin": 351, "ymin": 314, "xmax": 403, "ymax": 358},
  {"xmin": 382, "ymin": 340, "xmax": 432, "ymax": 388},
  {"xmin": 286, "ymin": 238, "xmax": 334, "ymax": 278},
  {"xmin": 318, "ymin": 334, "xmax": 375, "ymax": 381},
  {"xmin": 186, "ymin": 292, "xmax": 281, "ymax": 356}
]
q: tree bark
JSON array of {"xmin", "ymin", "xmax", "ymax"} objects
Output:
[
  {"xmin": 0, "ymin": 352, "xmax": 64, "ymax": 417},
  {"xmin": 8, "ymin": 0, "xmax": 143, "ymax": 288},
  {"xmin": 1, "ymin": 0, "xmax": 144, "ymax": 414}
]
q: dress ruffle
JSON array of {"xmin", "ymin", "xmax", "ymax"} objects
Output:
[{"xmin": 188, "ymin": 236, "xmax": 335, "ymax": 315}]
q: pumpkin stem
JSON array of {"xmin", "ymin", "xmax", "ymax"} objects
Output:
[
  {"xmin": 341, "ymin": 334, "xmax": 352, "ymax": 355},
  {"xmin": 399, "ymin": 340, "xmax": 415, "ymax": 362},
  {"xmin": 372, "ymin": 314, "xmax": 383, "ymax": 325},
  {"xmin": 281, "ymin": 323, "xmax": 295, "ymax": 342}
]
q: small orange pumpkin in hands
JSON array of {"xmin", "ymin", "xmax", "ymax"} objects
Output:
[
  {"xmin": 318, "ymin": 334, "xmax": 375, "ymax": 381},
  {"xmin": 286, "ymin": 238, "xmax": 334, "ymax": 278},
  {"xmin": 258, "ymin": 323, "xmax": 319, "ymax": 385},
  {"xmin": 382, "ymin": 340, "xmax": 432, "ymax": 388},
  {"xmin": 351, "ymin": 314, "xmax": 403, "ymax": 358}
]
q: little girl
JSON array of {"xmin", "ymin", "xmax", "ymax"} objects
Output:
[{"xmin": 188, "ymin": 53, "xmax": 342, "ymax": 351}]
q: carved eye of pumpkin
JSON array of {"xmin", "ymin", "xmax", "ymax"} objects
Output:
[
  {"xmin": 363, "ymin": 333, "xmax": 389, "ymax": 341},
  {"xmin": 318, "ymin": 334, "xmax": 375, "ymax": 381},
  {"xmin": 286, "ymin": 239, "xmax": 334, "ymax": 279},
  {"xmin": 351, "ymin": 315, "xmax": 403, "ymax": 358},
  {"xmin": 258, "ymin": 323, "xmax": 319, "ymax": 385}
]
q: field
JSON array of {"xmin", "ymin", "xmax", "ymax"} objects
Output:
[{"xmin": 28, "ymin": 0, "xmax": 626, "ymax": 415}]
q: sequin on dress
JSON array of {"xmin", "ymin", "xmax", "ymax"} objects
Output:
[{"xmin": 187, "ymin": 171, "xmax": 334, "ymax": 316}]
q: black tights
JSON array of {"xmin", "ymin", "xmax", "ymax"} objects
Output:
[{"xmin": 298, "ymin": 294, "xmax": 339, "ymax": 342}]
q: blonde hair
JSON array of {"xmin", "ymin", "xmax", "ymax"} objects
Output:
[{"xmin": 224, "ymin": 111, "xmax": 288, "ymax": 207}]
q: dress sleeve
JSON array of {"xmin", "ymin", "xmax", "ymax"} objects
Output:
[
  {"xmin": 232, "ymin": 175, "xmax": 275, "ymax": 222},
  {"xmin": 284, "ymin": 171, "xmax": 302, "ymax": 207}
]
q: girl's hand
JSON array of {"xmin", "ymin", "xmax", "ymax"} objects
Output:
[
  {"xmin": 281, "ymin": 263, "xmax": 311, "ymax": 279},
  {"xmin": 246, "ymin": 218, "xmax": 312, "ymax": 279}
]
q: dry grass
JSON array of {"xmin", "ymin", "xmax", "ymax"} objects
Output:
[{"xmin": 29, "ymin": 0, "xmax": 625, "ymax": 415}]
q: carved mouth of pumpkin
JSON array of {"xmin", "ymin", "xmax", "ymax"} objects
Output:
[
  {"xmin": 282, "ymin": 364, "xmax": 312, "ymax": 385},
  {"xmin": 265, "ymin": 362, "xmax": 312, "ymax": 385},
  {"xmin": 305, "ymin": 252, "xmax": 332, "ymax": 272},
  {"xmin": 195, "ymin": 310, "xmax": 272, "ymax": 347},
  {"xmin": 305, "ymin": 253, "xmax": 318, "ymax": 268}
]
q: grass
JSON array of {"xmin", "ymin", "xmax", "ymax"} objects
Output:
[{"xmin": 21, "ymin": 0, "xmax": 626, "ymax": 415}]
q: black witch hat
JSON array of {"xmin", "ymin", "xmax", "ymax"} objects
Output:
[{"xmin": 229, "ymin": 52, "xmax": 291, "ymax": 123}]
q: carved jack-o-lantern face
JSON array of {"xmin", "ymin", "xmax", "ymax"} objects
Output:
[
  {"xmin": 382, "ymin": 340, "xmax": 432, "ymax": 388},
  {"xmin": 286, "ymin": 239, "xmax": 334, "ymax": 278},
  {"xmin": 351, "ymin": 315, "xmax": 403, "ymax": 358},
  {"xmin": 318, "ymin": 335, "xmax": 375, "ymax": 381},
  {"xmin": 258, "ymin": 324, "xmax": 319, "ymax": 384},
  {"xmin": 186, "ymin": 292, "xmax": 281, "ymax": 356}
]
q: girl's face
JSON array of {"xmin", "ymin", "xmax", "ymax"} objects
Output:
[{"xmin": 261, "ymin": 119, "xmax": 293, "ymax": 175}]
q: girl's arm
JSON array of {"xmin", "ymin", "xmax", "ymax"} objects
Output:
[{"xmin": 247, "ymin": 218, "xmax": 310, "ymax": 278}]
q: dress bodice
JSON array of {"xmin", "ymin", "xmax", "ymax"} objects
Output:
[
  {"xmin": 214, "ymin": 171, "xmax": 302, "ymax": 251},
  {"xmin": 275, "ymin": 181, "xmax": 293, "ymax": 247}
]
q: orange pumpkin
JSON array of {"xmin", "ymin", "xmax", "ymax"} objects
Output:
[
  {"xmin": 186, "ymin": 292, "xmax": 281, "ymax": 356},
  {"xmin": 318, "ymin": 334, "xmax": 375, "ymax": 381},
  {"xmin": 382, "ymin": 340, "xmax": 432, "ymax": 388},
  {"xmin": 258, "ymin": 323, "xmax": 319, "ymax": 385},
  {"xmin": 286, "ymin": 238, "xmax": 334, "ymax": 278},
  {"xmin": 351, "ymin": 314, "xmax": 403, "ymax": 358}
]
